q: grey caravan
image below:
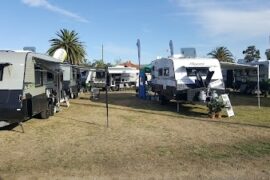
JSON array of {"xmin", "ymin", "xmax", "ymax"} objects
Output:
[
  {"xmin": 0, "ymin": 51, "xmax": 63, "ymax": 127},
  {"xmin": 151, "ymin": 56, "xmax": 225, "ymax": 104},
  {"xmin": 60, "ymin": 63, "xmax": 79, "ymax": 98}
]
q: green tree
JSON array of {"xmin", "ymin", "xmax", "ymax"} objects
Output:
[
  {"xmin": 47, "ymin": 29, "xmax": 86, "ymax": 65},
  {"xmin": 208, "ymin": 47, "xmax": 234, "ymax": 62},
  {"xmin": 265, "ymin": 49, "xmax": 270, "ymax": 60},
  {"xmin": 92, "ymin": 59, "xmax": 106, "ymax": 68},
  {"xmin": 243, "ymin": 46, "xmax": 260, "ymax": 62}
]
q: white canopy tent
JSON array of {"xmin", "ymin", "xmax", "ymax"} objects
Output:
[{"xmin": 220, "ymin": 62, "xmax": 260, "ymax": 108}]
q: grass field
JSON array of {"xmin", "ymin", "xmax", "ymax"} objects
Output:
[{"xmin": 0, "ymin": 91, "xmax": 269, "ymax": 179}]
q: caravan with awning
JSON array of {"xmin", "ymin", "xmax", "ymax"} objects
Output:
[
  {"xmin": 0, "ymin": 51, "xmax": 64, "ymax": 127},
  {"xmin": 150, "ymin": 55, "xmax": 225, "ymax": 104}
]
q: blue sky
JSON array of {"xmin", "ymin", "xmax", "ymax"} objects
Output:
[{"xmin": 1, "ymin": 0, "xmax": 270, "ymax": 64}]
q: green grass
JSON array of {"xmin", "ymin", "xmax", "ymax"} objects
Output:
[
  {"xmin": 1, "ymin": 92, "xmax": 269, "ymax": 179},
  {"xmin": 192, "ymin": 140, "xmax": 270, "ymax": 160}
]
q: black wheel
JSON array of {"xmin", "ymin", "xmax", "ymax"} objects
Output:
[
  {"xmin": 49, "ymin": 104, "xmax": 55, "ymax": 116},
  {"xmin": 159, "ymin": 95, "xmax": 168, "ymax": 105},
  {"xmin": 40, "ymin": 109, "xmax": 50, "ymax": 119}
]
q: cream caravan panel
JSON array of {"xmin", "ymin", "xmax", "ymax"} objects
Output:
[
  {"xmin": 173, "ymin": 58, "xmax": 223, "ymax": 83},
  {"xmin": 151, "ymin": 58, "xmax": 176, "ymax": 88},
  {"xmin": 24, "ymin": 54, "xmax": 35, "ymax": 93},
  {"xmin": 0, "ymin": 52, "xmax": 25, "ymax": 90}
]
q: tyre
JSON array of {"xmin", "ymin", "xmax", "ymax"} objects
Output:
[
  {"xmin": 49, "ymin": 104, "xmax": 55, "ymax": 116},
  {"xmin": 40, "ymin": 109, "xmax": 50, "ymax": 119},
  {"xmin": 159, "ymin": 95, "xmax": 168, "ymax": 105},
  {"xmin": 74, "ymin": 92, "xmax": 79, "ymax": 99}
]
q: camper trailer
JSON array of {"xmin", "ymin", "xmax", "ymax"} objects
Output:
[
  {"xmin": 0, "ymin": 51, "xmax": 63, "ymax": 127},
  {"xmin": 60, "ymin": 63, "xmax": 80, "ymax": 98},
  {"xmin": 90, "ymin": 69, "xmax": 106, "ymax": 89},
  {"xmin": 151, "ymin": 55, "xmax": 225, "ymax": 103},
  {"xmin": 108, "ymin": 66, "xmax": 139, "ymax": 90},
  {"xmin": 79, "ymin": 67, "xmax": 95, "ymax": 91}
]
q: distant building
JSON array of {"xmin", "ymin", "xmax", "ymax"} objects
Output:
[{"xmin": 120, "ymin": 60, "xmax": 139, "ymax": 69}]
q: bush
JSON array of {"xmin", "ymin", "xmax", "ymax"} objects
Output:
[
  {"xmin": 260, "ymin": 80, "xmax": 270, "ymax": 97},
  {"xmin": 207, "ymin": 97, "xmax": 225, "ymax": 114}
]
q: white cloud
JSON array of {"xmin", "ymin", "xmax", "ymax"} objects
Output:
[
  {"xmin": 22, "ymin": 0, "xmax": 88, "ymax": 23},
  {"xmin": 170, "ymin": 0, "xmax": 270, "ymax": 38}
]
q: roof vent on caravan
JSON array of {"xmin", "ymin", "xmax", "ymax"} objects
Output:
[
  {"xmin": 23, "ymin": 47, "xmax": 36, "ymax": 52},
  {"xmin": 172, "ymin": 54, "xmax": 184, "ymax": 59},
  {"xmin": 181, "ymin": 48, "xmax": 196, "ymax": 58},
  {"xmin": 53, "ymin": 48, "xmax": 67, "ymax": 62}
]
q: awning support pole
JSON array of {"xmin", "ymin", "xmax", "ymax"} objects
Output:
[{"xmin": 257, "ymin": 65, "xmax": 261, "ymax": 108}]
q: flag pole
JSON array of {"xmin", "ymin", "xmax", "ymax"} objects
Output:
[{"xmin": 137, "ymin": 39, "xmax": 141, "ymax": 96}]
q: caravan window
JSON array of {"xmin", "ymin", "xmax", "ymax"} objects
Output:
[
  {"xmin": 47, "ymin": 72, "xmax": 54, "ymax": 82},
  {"xmin": 186, "ymin": 67, "xmax": 209, "ymax": 76},
  {"xmin": 72, "ymin": 69, "xmax": 77, "ymax": 80},
  {"xmin": 158, "ymin": 68, "xmax": 163, "ymax": 76},
  {"xmin": 164, "ymin": 68, "xmax": 169, "ymax": 76},
  {"xmin": 0, "ymin": 66, "xmax": 3, "ymax": 81},
  {"xmin": 35, "ymin": 66, "xmax": 43, "ymax": 87},
  {"xmin": 96, "ymin": 71, "xmax": 105, "ymax": 78}
]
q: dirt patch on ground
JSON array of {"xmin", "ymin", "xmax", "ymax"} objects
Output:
[{"xmin": 0, "ymin": 92, "xmax": 269, "ymax": 179}]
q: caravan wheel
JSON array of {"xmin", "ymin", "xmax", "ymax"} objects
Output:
[
  {"xmin": 49, "ymin": 104, "xmax": 55, "ymax": 116},
  {"xmin": 74, "ymin": 92, "xmax": 79, "ymax": 99},
  {"xmin": 40, "ymin": 108, "xmax": 50, "ymax": 119},
  {"xmin": 159, "ymin": 95, "xmax": 169, "ymax": 105}
]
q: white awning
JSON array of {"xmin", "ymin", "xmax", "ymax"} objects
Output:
[{"xmin": 220, "ymin": 62, "xmax": 257, "ymax": 70}]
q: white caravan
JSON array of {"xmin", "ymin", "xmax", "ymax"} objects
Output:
[
  {"xmin": 151, "ymin": 55, "xmax": 225, "ymax": 103},
  {"xmin": 248, "ymin": 60, "xmax": 270, "ymax": 81},
  {"xmin": 79, "ymin": 67, "xmax": 95, "ymax": 90},
  {"xmin": 0, "ymin": 51, "xmax": 64, "ymax": 127},
  {"xmin": 108, "ymin": 66, "xmax": 139, "ymax": 90}
]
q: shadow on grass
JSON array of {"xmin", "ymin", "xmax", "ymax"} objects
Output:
[
  {"xmin": 73, "ymin": 97, "xmax": 270, "ymax": 129},
  {"xmin": 0, "ymin": 123, "xmax": 25, "ymax": 133},
  {"xmin": 55, "ymin": 115, "xmax": 102, "ymax": 128},
  {"xmin": 228, "ymin": 92, "xmax": 270, "ymax": 107},
  {"xmin": 79, "ymin": 92, "xmax": 208, "ymax": 118}
]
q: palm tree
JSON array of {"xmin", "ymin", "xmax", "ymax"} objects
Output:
[
  {"xmin": 48, "ymin": 29, "xmax": 86, "ymax": 65},
  {"xmin": 208, "ymin": 47, "xmax": 234, "ymax": 62}
]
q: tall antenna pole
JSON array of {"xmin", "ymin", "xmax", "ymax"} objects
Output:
[{"xmin": 102, "ymin": 44, "xmax": 104, "ymax": 62}]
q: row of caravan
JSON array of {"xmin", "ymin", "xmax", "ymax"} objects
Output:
[
  {"xmin": 0, "ymin": 51, "xmax": 80, "ymax": 127},
  {"xmin": 80, "ymin": 66, "xmax": 139, "ymax": 91},
  {"xmin": 0, "ymin": 50, "xmax": 226, "ymax": 128},
  {"xmin": 0, "ymin": 51, "xmax": 140, "ymax": 127}
]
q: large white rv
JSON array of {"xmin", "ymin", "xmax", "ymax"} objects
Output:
[
  {"xmin": 0, "ymin": 51, "xmax": 63, "ymax": 127},
  {"xmin": 151, "ymin": 55, "xmax": 225, "ymax": 103}
]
